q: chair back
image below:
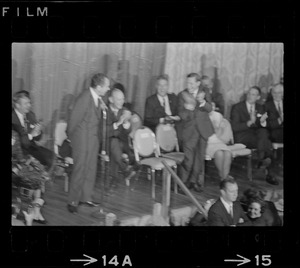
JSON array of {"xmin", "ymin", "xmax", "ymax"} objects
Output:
[
  {"xmin": 54, "ymin": 120, "xmax": 68, "ymax": 155},
  {"xmin": 155, "ymin": 124, "xmax": 179, "ymax": 153},
  {"xmin": 133, "ymin": 127, "xmax": 159, "ymax": 161}
]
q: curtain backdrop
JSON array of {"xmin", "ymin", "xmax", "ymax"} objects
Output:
[
  {"xmin": 12, "ymin": 43, "xmax": 167, "ymax": 148},
  {"xmin": 12, "ymin": 42, "xmax": 283, "ymax": 147},
  {"xmin": 164, "ymin": 43, "xmax": 283, "ymax": 118}
]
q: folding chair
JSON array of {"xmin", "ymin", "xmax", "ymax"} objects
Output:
[
  {"xmin": 155, "ymin": 124, "xmax": 184, "ymax": 193},
  {"xmin": 54, "ymin": 120, "xmax": 73, "ymax": 192},
  {"xmin": 272, "ymin": 142, "xmax": 283, "ymax": 160},
  {"xmin": 133, "ymin": 127, "xmax": 177, "ymax": 199}
]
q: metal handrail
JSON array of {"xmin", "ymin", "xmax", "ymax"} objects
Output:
[{"xmin": 161, "ymin": 160, "xmax": 208, "ymax": 219}]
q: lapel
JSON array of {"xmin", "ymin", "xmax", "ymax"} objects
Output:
[
  {"xmin": 90, "ymin": 92, "xmax": 101, "ymax": 120},
  {"xmin": 271, "ymin": 101, "xmax": 280, "ymax": 116},
  {"xmin": 219, "ymin": 199, "xmax": 234, "ymax": 225},
  {"xmin": 155, "ymin": 95, "xmax": 165, "ymax": 112},
  {"xmin": 167, "ymin": 94, "xmax": 174, "ymax": 113},
  {"xmin": 13, "ymin": 109, "xmax": 28, "ymax": 132},
  {"xmin": 242, "ymin": 101, "xmax": 251, "ymax": 120}
]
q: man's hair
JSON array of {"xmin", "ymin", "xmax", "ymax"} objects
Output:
[
  {"xmin": 249, "ymin": 86, "xmax": 261, "ymax": 95},
  {"xmin": 220, "ymin": 177, "xmax": 237, "ymax": 190},
  {"xmin": 201, "ymin": 75, "xmax": 210, "ymax": 80},
  {"xmin": 112, "ymin": 82, "xmax": 125, "ymax": 93},
  {"xmin": 156, "ymin": 74, "xmax": 169, "ymax": 82},
  {"xmin": 13, "ymin": 90, "xmax": 30, "ymax": 105},
  {"xmin": 187, "ymin": 73, "xmax": 201, "ymax": 82},
  {"xmin": 90, "ymin": 73, "xmax": 108, "ymax": 88},
  {"xmin": 108, "ymin": 87, "xmax": 123, "ymax": 98},
  {"xmin": 271, "ymin": 83, "xmax": 283, "ymax": 93}
]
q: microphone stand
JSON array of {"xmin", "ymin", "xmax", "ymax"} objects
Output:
[{"xmin": 91, "ymin": 100, "xmax": 110, "ymax": 224}]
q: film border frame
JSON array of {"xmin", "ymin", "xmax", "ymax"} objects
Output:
[{"xmin": 2, "ymin": 0, "xmax": 297, "ymax": 267}]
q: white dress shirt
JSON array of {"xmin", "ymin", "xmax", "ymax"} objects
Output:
[
  {"xmin": 274, "ymin": 100, "xmax": 283, "ymax": 114},
  {"xmin": 220, "ymin": 197, "xmax": 233, "ymax": 217},
  {"xmin": 157, "ymin": 94, "xmax": 172, "ymax": 116},
  {"xmin": 90, "ymin": 87, "xmax": 99, "ymax": 107}
]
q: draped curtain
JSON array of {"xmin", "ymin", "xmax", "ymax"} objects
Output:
[
  {"xmin": 164, "ymin": 43, "xmax": 283, "ymax": 118},
  {"xmin": 12, "ymin": 43, "xmax": 167, "ymax": 147}
]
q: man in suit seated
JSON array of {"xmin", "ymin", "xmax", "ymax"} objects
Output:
[
  {"xmin": 230, "ymin": 86, "xmax": 278, "ymax": 185},
  {"xmin": 144, "ymin": 74, "xmax": 180, "ymax": 133},
  {"xmin": 107, "ymin": 88, "xmax": 137, "ymax": 189},
  {"xmin": 207, "ymin": 177, "xmax": 250, "ymax": 226},
  {"xmin": 265, "ymin": 83, "xmax": 283, "ymax": 143},
  {"xmin": 201, "ymin": 75, "xmax": 225, "ymax": 115},
  {"xmin": 177, "ymin": 73, "xmax": 214, "ymax": 192},
  {"xmin": 12, "ymin": 90, "xmax": 55, "ymax": 174}
]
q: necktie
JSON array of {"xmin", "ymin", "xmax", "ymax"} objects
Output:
[
  {"xmin": 249, "ymin": 105, "xmax": 253, "ymax": 115},
  {"xmin": 229, "ymin": 204, "xmax": 233, "ymax": 218},
  {"xmin": 161, "ymin": 97, "xmax": 165, "ymax": 108},
  {"xmin": 23, "ymin": 115, "xmax": 28, "ymax": 132},
  {"xmin": 277, "ymin": 102, "xmax": 282, "ymax": 116}
]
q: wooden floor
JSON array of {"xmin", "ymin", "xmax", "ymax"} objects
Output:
[{"xmin": 21, "ymin": 156, "xmax": 284, "ymax": 226}]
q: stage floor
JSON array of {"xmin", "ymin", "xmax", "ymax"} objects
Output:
[{"xmin": 33, "ymin": 157, "xmax": 284, "ymax": 226}]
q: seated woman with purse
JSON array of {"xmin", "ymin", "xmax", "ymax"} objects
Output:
[{"xmin": 12, "ymin": 129, "xmax": 47, "ymax": 225}]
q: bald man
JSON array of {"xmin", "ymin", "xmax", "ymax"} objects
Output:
[
  {"xmin": 107, "ymin": 88, "xmax": 137, "ymax": 189},
  {"xmin": 265, "ymin": 84, "xmax": 283, "ymax": 143}
]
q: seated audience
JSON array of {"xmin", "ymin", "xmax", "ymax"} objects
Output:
[
  {"xmin": 12, "ymin": 90, "xmax": 55, "ymax": 174},
  {"xmin": 144, "ymin": 74, "xmax": 180, "ymax": 133},
  {"xmin": 201, "ymin": 75, "xmax": 225, "ymax": 114},
  {"xmin": 107, "ymin": 88, "xmax": 138, "ymax": 189},
  {"xmin": 12, "ymin": 130, "xmax": 47, "ymax": 225},
  {"xmin": 194, "ymin": 92, "xmax": 233, "ymax": 180},
  {"xmin": 265, "ymin": 83, "xmax": 283, "ymax": 143},
  {"xmin": 207, "ymin": 177, "xmax": 250, "ymax": 226},
  {"xmin": 230, "ymin": 86, "xmax": 278, "ymax": 185},
  {"xmin": 240, "ymin": 187, "xmax": 282, "ymax": 226}
]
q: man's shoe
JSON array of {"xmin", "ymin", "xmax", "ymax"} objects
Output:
[
  {"xmin": 67, "ymin": 204, "xmax": 78, "ymax": 214},
  {"xmin": 266, "ymin": 174, "xmax": 279, "ymax": 185},
  {"xmin": 257, "ymin": 157, "xmax": 272, "ymax": 169},
  {"xmin": 190, "ymin": 182, "xmax": 203, "ymax": 193},
  {"xmin": 79, "ymin": 201, "xmax": 100, "ymax": 207}
]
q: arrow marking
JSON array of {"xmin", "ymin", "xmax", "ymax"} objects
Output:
[
  {"xmin": 70, "ymin": 254, "xmax": 98, "ymax": 266},
  {"xmin": 224, "ymin": 254, "xmax": 251, "ymax": 266}
]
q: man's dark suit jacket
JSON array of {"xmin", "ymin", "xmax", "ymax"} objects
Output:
[
  {"xmin": 230, "ymin": 101, "xmax": 266, "ymax": 142},
  {"xmin": 144, "ymin": 93, "xmax": 178, "ymax": 133},
  {"xmin": 107, "ymin": 107, "xmax": 131, "ymax": 144},
  {"xmin": 12, "ymin": 109, "xmax": 54, "ymax": 169},
  {"xmin": 12, "ymin": 109, "xmax": 42, "ymax": 153},
  {"xmin": 67, "ymin": 89, "xmax": 101, "ymax": 204},
  {"xmin": 207, "ymin": 198, "xmax": 250, "ymax": 226},
  {"xmin": 264, "ymin": 100, "xmax": 283, "ymax": 142}
]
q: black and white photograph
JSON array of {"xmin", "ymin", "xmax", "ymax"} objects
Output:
[{"xmin": 11, "ymin": 42, "xmax": 284, "ymax": 227}]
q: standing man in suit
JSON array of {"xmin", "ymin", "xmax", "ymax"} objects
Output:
[
  {"xmin": 12, "ymin": 90, "xmax": 55, "ymax": 173},
  {"xmin": 144, "ymin": 74, "xmax": 180, "ymax": 133},
  {"xmin": 107, "ymin": 88, "xmax": 137, "ymax": 190},
  {"xmin": 230, "ymin": 86, "xmax": 278, "ymax": 185},
  {"xmin": 67, "ymin": 73, "xmax": 110, "ymax": 214},
  {"xmin": 265, "ymin": 83, "xmax": 283, "ymax": 143},
  {"xmin": 207, "ymin": 177, "xmax": 250, "ymax": 226},
  {"xmin": 177, "ymin": 73, "xmax": 213, "ymax": 192}
]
